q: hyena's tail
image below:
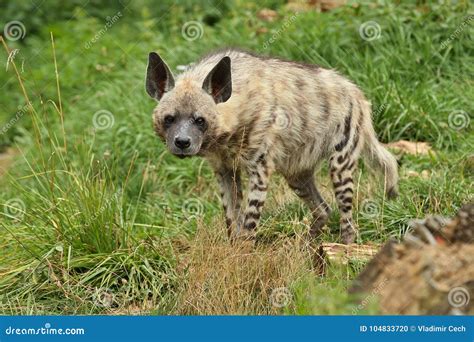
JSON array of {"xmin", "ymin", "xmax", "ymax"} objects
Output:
[{"xmin": 360, "ymin": 101, "xmax": 399, "ymax": 199}]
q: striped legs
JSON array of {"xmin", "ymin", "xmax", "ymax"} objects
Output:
[
  {"xmin": 286, "ymin": 171, "xmax": 331, "ymax": 238},
  {"xmin": 215, "ymin": 167, "xmax": 242, "ymax": 237},
  {"xmin": 328, "ymin": 99, "xmax": 363, "ymax": 244},
  {"xmin": 330, "ymin": 153, "xmax": 359, "ymax": 244},
  {"xmin": 237, "ymin": 153, "xmax": 271, "ymax": 238}
]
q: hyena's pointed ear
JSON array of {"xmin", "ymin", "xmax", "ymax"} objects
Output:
[
  {"xmin": 202, "ymin": 56, "xmax": 232, "ymax": 103},
  {"xmin": 146, "ymin": 52, "xmax": 175, "ymax": 100}
]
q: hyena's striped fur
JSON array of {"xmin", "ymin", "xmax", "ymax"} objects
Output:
[{"xmin": 146, "ymin": 48, "xmax": 398, "ymax": 244}]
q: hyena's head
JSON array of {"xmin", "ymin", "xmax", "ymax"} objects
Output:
[{"xmin": 145, "ymin": 52, "xmax": 232, "ymax": 158}]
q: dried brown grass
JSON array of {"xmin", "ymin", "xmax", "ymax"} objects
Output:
[{"xmin": 172, "ymin": 220, "xmax": 319, "ymax": 315}]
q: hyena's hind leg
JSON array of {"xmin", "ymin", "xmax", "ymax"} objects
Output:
[
  {"xmin": 286, "ymin": 171, "xmax": 331, "ymax": 238},
  {"xmin": 329, "ymin": 154, "xmax": 358, "ymax": 244},
  {"xmin": 214, "ymin": 167, "xmax": 243, "ymax": 237},
  {"xmin": 329, "ymin": 101, "xmax": 364, "ymax": 244}
]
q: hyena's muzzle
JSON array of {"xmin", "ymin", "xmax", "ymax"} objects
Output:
[{"xmin": 164, "ymin": 115, "xmax": 205, "ymax": 158}]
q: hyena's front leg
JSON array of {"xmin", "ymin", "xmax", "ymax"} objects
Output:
[
  {"xmin": 215, "ymin": 167, "xmax": 243, "ymax": 237},
  {"xmin": 237, "ymin": 154, "xmax": 272, "ymax": 238}
]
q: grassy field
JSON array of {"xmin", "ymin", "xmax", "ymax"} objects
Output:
[{"xmin": 0, "ymin": 0, "xmax": 472, "ymax": 315}]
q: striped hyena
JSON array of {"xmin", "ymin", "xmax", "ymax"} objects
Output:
[{"xmin": 145, "ymin": 48, "xmax": 398, "ymax": 244}]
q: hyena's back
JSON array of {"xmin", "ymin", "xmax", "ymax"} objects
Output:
[{"xmin": 180, "ymin": 48, "xmax": 398, "ymax": 196}]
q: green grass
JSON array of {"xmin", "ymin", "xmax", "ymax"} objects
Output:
[{"xmin": 0, "ymin": 0, "xmax": 472, "ymax": 314}]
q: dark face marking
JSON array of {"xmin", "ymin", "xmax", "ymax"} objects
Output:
[{"xmin": 162, "ymin": 113, "xmax": 208, "ymax": 157}]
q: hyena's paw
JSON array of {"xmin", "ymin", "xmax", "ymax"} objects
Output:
[
  {"xmin": 232, "ymin": 226, "xmax": 257, "ymax": 241},
  {"xmin": 340, "ymin": 219, "xmax": 358, "ymax": 244},
  {"xmin": 308, "ymin": 213, "xmax": 330, "ymax": 239},
  {"xmin": 231, "ymin": 216, "xmax": 257, "ymax": 241}
]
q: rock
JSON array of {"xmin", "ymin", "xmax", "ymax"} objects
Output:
[
  {"xmin": 350, "ymin": 203, "xmax": 474, "ymax": 314},
  {"xmin": 385, "ymin": 140, "xmax": 433, "ymax": 156}
]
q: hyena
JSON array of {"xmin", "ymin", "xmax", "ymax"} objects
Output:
[{"xmin": 145, "ymin": 48, "xmax": 398, "ymax": 244}]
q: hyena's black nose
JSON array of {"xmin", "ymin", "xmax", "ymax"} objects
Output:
[{"xmin": 174, "ymin": 137, "xmax": 191, "ymax": 149}]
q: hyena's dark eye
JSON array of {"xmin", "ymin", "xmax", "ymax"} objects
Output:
[
  {"xmin": 163, "ymin": 115, "xmax": 175, "ymax": 127},
  {"xmin": 194, "ymin": 117, "xmax": 206, "ymax": 127},
  {"xmin": 194, "ymin": 117, "xmax": 206, "ymax": 126}
]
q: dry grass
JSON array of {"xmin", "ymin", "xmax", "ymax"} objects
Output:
[{"xmin": 172, "ymin": 220, "xmax": 320, "ymax": 315}]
